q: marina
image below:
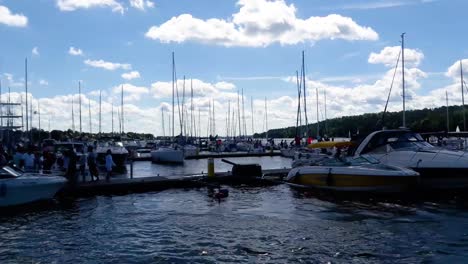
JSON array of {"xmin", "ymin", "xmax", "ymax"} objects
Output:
[{"xmin": 2, "ymin": 0, "xmax": 468, "ymax": 262}]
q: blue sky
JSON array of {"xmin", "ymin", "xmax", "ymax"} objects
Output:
[{"xmin": 0, "ymin": 0, "xmax": 467, "ymax": 135}]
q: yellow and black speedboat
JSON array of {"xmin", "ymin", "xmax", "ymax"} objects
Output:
[{"xmin": 286, "ymin": 155, "xmax": 419, "ymax": 193}]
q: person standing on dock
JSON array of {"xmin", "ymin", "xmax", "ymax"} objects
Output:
[
  {"xmin": 87, "ymin": 146, "xmax": 99, "ymax": 181},
  {"xmin": 105, "ymin": 149, "xmax": 116, "ymax": 182}
]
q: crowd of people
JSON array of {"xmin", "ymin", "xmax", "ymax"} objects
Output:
[{"xmin": 0, "ymin": 144, "xmax": 116, "ymax": 184}]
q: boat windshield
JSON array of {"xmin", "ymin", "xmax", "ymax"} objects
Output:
[
  {"xmin": 0, "ymin": 166, "xmax": 23, "ymax": 179},
  {"xmin": 362, "ymin": 131, "xmax": 433, "ymax": 153}
]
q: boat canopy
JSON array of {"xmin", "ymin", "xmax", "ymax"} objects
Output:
[{"xmin": 358, "ymin": 130, "xmax": 433, "ymax": 154}]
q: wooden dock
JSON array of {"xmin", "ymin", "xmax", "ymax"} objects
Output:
[{"xmin": 67, "ymin": 168, "xmax": 290, "ymax": 196}]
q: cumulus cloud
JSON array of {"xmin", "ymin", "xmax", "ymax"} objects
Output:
[
  {"xmin": 112, "ymin": 83, "xmax": 149, "ymax": 102},
  {"xmin": 84, "ymin": 59, "xmax": 131, "ymax": 71},
  {"xmin": 56, "ymin": 0, "xmax": 124, "ymax": 13},
  {"xmin": 129, "ymin": 0, "xmax": 154, "ymax": 10},
  {"xmin": 368, "ymin": 46, "xmax": 424, "ymax": 67},
  {"xmin": 145, "ymin": 0, "xmax": 378, "ymax": 47},
  {"xmin": 32, "ymin": 47, "xmax": 39, "ymax": 56},
  {"xmin": 0, "ymin": 5, "xmax": 28, "ymax": 27},
  {"xmin": 150, "ymin": 79, "xmax": 237, "ymax": 99},
  {"xmin": 121, "ymin": 71, "xmax": 141, "ymax": 80},
  {"xmin": 446, "ymin": 59, "xmax": 468, "ymax": 79},
  {"xmin": 68, "ymin": 46, "xmax": 83, "ymax": 56}
]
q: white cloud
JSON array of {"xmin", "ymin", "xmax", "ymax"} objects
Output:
[
  {"xmin": 145, "ymin": 0, "xmax": 378, "ymax": 47},
  {"xmin": 32, "ymin": 47, "xmax": 39, "ymax": 56},
  {"xmin": 0, "ymin": 5, "xmax": 28, "ymax": 27},
  {"xmin": 446, "ymin": 59, "xmax": 468, "ymax": 79},
  {"xmin": 84, "ymin": 59, "xmax": 131, "ymax": 70},
  {"xmin": 150, "ymin": 79, "xmax": 237, "ymax": 99},
  {"xmin": 39, "ymin": 79, "xmax": 49, "ymax": 86},
  {"xmin": 56, "ymin": 0, "xmax": 124, "ymax": 13},
  {"xmin": 129, "ymin": 0, "xmax": 154, "ymax": 10},
  {"xmin": 68, "ymin": 46, "xmax": 83, "ymax": 56},
  {"xmin": 121, "ymin": 71, "xmax": 141, "ymax": 80},
  {"xmin": 368, "ymin": 46, "xmax": 424, "ymax": 67},
  {"xmin": 112, "ymin": 83, "xmax": 149, "ymax": 102}
]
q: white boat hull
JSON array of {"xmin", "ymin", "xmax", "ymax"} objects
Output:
[
  {"xmin": 0, "ymin": 175, "xmax": 67, "ymax": 207},
  {"xmin": 151, "ymin": 148, "xmax": 184, "ymax": 163}
]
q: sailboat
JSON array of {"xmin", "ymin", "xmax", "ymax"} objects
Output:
[{"xmin": 151, "ymin": 52, "xmax": 184, "ymax": 164}]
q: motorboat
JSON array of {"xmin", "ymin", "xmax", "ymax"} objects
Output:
[
  {"xmin": 286, "ymin": 155, "xmax": 419, "ymax": 193},
  {"xmin": 0, "ymin": 166, "xmax": 67, "ymax": 207},
  {"xmin": 352, "ymin": 129, "xmax": 468, "ymax": 190},
  {"xmin": 96, "ymin": 141, "xmax": 129, "ymax": 169},
  {"xmin": 151, "ymin": 145, "xmax": 184, "ymax": 164}
]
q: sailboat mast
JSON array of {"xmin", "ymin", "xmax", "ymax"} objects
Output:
[
  {"xmin": 265, "ymin": 97, "xmax": 268, "ymax": 139},
  {"xmin": 88, "ymin": 98, "xmax": 92, "ymax": 134},
  {"xmin": 71, "ymin": 96, "xmax": 75, "ymax": 131},
  {"xmin": 237, "ymin": 90, "xmax": 241, "ymax": 137},
  {"xmin": 212, "ymin": 99, "xmax": 215, "ymax": 136},
  {"xmin": 316, "ymin": 87, "xmax": 320, "ymax": 138},
  {"xmin": 302, "ymin": 51, "xmax": 308, "ymax": 135},
  {"xmin": 99, "ymin": 90, "xmax": 102, "ymax": 134},
  {"xmin": 162, "ymin": 108, "xmax": 165, "ymax": 137},
  {"xmin": 121, "ymin": 84, "xmax": 124, "ymax": 133},
  {"xmin": 111, "ymin": 101, "xmax": 114, "ymax": 134},
  {"xmin": 401, "ymin": 33, "xmax": 406, "ymax": 128},
  {"xmin": 295, "ymin": 70, "xmax": 302, "ymax": 136},
  {"xmin": 251, "ymin": 96, "xmax": 254, "ymax": 136},
  {"xmin": 324, "ymin": 89, "xmax": 328, "ymax": 135},
  {"xmin": 460, "ymin": 60, "xmax": 466, "ymax": 131},
  {"xmin": 25, "ymin": 58, "xmax": 28, "ymax": 134},
  {"xmin": 191, "ymin": 79, "xmax": 193, "ymax": 139},
  {"xmin": 79, "ymin": 81, "xmax": 82, "ymax": 133},
  {"xmin": 242, "ymin": 88, "xmax": 246, "ymax": 135},
  {"xmin": 446, "ymin": 90, "xmax": 450, "ymax": 132},
  {"xmin": 172, "ymin": 52, "xmax": 175, "ymax": 138}
]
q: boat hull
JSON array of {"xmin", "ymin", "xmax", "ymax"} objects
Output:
[
  {"xmin": 287, "ymin": 166, "xmax": 419, "ymax": 193},
  {"xmin": 97, "ymin": 153, "xmax": 128, "ymax": 168},
  {"xmin": 151, "ymin": 148, "xmax": 184, "ymax": 164},
  {"xmin": 0, "ymin": 176, "xmax": 66, "ymax": 207}
]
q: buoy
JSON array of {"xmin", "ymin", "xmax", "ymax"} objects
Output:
[
  {"xmin": 207, "ymin": 158, "xmax": 215, "ymax": 177},
  {"xmin": 214, "ymin": 188, "xmax": 229, "ymax": 199}
]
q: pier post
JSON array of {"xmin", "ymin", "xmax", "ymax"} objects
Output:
[
  {"xmin": 208, "ymin": 158, "xmax": 215, "ymax": 177},
  {"xmin": 130, "ymin": 159, "xmax": 134, "ymax": 179}
]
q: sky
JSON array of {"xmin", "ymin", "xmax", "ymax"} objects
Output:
[{"xmin": 0, "ymin": 0, "xmax": 468, "ymax": 136}]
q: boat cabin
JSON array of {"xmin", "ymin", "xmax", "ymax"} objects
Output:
[{"xmin": 354, "ymin": 129, "xmax": 433, "ymax": 155}]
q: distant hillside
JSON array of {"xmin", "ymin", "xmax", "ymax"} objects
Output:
[{"xmin": 254, "ymin": 105, "xmax": 468, "ymax": 138}]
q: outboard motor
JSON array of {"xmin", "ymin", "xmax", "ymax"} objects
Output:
[{"xmin": 221, "ymin": 159, "xmax": 262, "ymax": 178}]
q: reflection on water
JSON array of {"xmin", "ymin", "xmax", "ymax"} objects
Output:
[{"xmin": 2, "ymin": 156, "xmax": 468, "ymax": 263}]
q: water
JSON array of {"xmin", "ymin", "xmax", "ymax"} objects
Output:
[{"xmin": 2, "ymin": 157, "xmax": 468, "ymax": 263}]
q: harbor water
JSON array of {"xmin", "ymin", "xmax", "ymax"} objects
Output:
[{"xmin": 2, "ymin": 157, "xmax": 468, "ymax": 263}]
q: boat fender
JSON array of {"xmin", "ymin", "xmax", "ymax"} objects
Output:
[
  {"xmin": 326, "ymin": 168, "xmax": 334, "ymax": 186},
  {"xmin": 0, "ymin": 183, "xmax": 6, "ymax": 197}
]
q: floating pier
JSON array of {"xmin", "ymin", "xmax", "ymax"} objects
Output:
[{"xmin": 66, "ymin": 168, "xmax": 290, "ymax": 196}]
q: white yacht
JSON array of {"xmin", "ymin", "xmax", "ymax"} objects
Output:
[
  {"xmin": 0, "ymin": 166, "xmax": 67, "ymax": 207},
  {"xmin": 352, "ymin": 129, "xmax": 468, "ymax": 190},
  {"xmin": 96, "ymin": 141, "xmax": 129, "ymax": 169}
]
